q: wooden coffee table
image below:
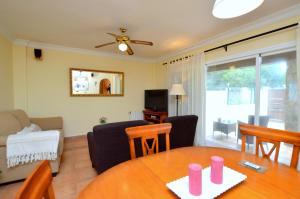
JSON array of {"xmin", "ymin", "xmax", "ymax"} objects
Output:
[{"xmin": 77, "ymin": 147, "xmax": 300, "ymax": 199}]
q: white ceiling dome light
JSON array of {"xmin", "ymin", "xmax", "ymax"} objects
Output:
[
  {"xmin": 213, "ymin": 0, "xmax": 264, "ymax": 19},
  {"xmin": 118, "ymin": 42, "xmax": 128, "ymax": 52}
]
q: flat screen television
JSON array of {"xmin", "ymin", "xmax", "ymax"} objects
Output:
[{"xmin": 144, "ymin": 89, "xmax": 168, "ymax": 112}]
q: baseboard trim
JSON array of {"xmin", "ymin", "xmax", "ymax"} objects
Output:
[{"xmin": 64, "ymin": 134, "xmax": 87, "ymax": 141}]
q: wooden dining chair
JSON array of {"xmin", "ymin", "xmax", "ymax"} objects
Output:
[
  {"xmin": 15, "ymin": 160, "xmax": 55, "ymax": 199},
  {"xmin": 125, "ymin": 123, "xmax": 172, "ymax": 159},
  {"xmin": 239, "ymin": 123, "xmax": 300, "ymax": 169}
]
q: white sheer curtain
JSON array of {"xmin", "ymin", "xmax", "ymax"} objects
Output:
[
  {"xmin": 297, "ymin": 22, "xmax": 300, "ymax": 131},
  {"xmin": 296, "ymin": 21, "xmax": 300, "ymax": 170},
  {"xmin": 167, "ymin": 53, "xmax": 206, "ymax": 145}
]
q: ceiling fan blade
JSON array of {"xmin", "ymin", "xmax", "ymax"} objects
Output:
[
  {"xmin": 125, "ymin": 42, "xmax": 134, "ymax": 55},
  {"xmin": 95, "ymin": 42, "xmax": 116, "ymax": 48},
  {"xmin": 130, "ymin": 40, "xmax": 153, "ymax": 46},
  {"xmin": 107, "ymin": 33, "xmax": 118, "ymax": 38}
]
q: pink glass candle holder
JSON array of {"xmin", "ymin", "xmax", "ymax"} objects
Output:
[
  {"xmin": 188, "ymin": 163, "xmax": 202, "ymax": 196},
  {"xmin": 210, "ymin": 156, "xmax": 224, "ymax": 184}
]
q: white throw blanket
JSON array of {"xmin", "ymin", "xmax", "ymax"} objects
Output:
[{"xmin": 6, "ymin": 130, "xmax": 59, "ymax": 168}]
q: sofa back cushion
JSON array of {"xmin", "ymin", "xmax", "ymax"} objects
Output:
[
  {"xmin": 30, "ymin": 117, "xmax": 63, "ymax": 130},
  {"xmin": 90, "ymin": 120, "xmax": 149, "ymax": 173},
  {"xmin": 0, "ymin": 111, "xmax": 22, "ymax": 136},
  {"xmin": 162, "ymin": 115, "xmax": 198, "ymax": 149},
  {"xmin": 11, "ymin": 109, "xmax": 30, "ymax": 128}
]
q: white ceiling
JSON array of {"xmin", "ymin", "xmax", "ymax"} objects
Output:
[{"xmin": 0, "ymin": 0, "xmax": 299, "ymax": 59}]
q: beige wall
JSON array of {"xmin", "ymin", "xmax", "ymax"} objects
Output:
[
  {"xmin": 0, "ymin": 34, "xmax": 13, "ymax": 111},
  {"xmin": 156, "ymin": 16, "xmax": 300, "ymax": 87},
  {"xmin": 154, "ymin": 63, "xmax": 168, "ymax": 89},
  {"xmin": 204, "ymin": 17, "xmax": 298, "ymax": 62},
  {"xmin": 9, "ymin": 15, "xmax": 300, "ymax": 137},
  {"xmin": 13, "ymin": 46, "xmax": 157, "ymax": 137}
]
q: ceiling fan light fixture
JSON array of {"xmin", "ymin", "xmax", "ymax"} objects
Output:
[
  {"xmin": 213, "ymin": 0, "xmax": 264, "ymax": 19},
  {"xmin": 95, "ymin": 28, "xmax": 153, "ymax": 55},
  {"xmin": 118, "ymin": 42, "xmax": 128, "ymax": 52}
]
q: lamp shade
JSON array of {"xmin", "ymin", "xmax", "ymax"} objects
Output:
[
  {"xmin": 170, "ymin": 84, "xmax": 186, "ymax": 96},
  {"xmin": 212, "ymin": 0, "xmax": 264, "ymax": 19}
]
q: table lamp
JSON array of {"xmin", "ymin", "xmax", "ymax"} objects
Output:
[{"xmin": 170, "ymin": 84, "xmax": 186, "ymax": 116}]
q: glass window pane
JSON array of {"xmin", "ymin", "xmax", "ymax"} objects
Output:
[
  {"xmin": 260, "ymin": 50, "xmax": 298, "ymax": 166},
  {"xmin": 260, "ymin": 51, "xmax": 298, "ymax": 131}
]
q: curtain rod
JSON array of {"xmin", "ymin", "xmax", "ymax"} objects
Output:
[
  {"xmin": 162, "ymin": 54, "xmax": 193, "ymax": 66},
  {"xmin": 204, "ymin": 23, "xmax": 298, "ymax": 53}
]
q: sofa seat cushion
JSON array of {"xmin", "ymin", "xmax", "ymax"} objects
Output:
[
  {"xmin": 11, "ymin": 109, "xmax": 31, "ymax": 128},
  {"xmin": 1, "ymin": 129, "xmax": 64, "ymax": 154},
  {"xmin": 1, "ymin": 129, "xmax": 64, "ymax": 149},
  {"xmin": 0, "ymin": 112, "xmax": 22, "ymax": 136}
]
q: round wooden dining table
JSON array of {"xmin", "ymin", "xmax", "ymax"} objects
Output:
[{"xmin": 77, "ymin": 147, "xmax": 300, "ymax": 199}]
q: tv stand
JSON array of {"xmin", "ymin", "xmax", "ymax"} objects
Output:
[{"xmin": 143, "ymin": 110, "xmax": 168, "ymax": 124}]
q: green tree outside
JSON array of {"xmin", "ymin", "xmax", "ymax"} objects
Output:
[{"xmin": 207, "ymin": 63, "xmax": 286, "ymax": 90}]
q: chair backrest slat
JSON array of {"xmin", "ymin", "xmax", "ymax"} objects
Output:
[
  {"xmin": 239, "ymin": 123, "xmax": 300, "ymax": 169},
  {"xmin": 125, "ymin": 123, "xmax": 172, "ymax": 159},
  {"xmin": 15, "ymin": 160, "xmax": 55, "ymax": 199}
]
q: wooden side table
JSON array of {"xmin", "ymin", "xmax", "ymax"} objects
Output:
[{"xmin": 143, "ymin": 110, "xmax": 168, "ymax": 123}]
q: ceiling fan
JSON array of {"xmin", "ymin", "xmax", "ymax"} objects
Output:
[{"xmin": 94, "ymin": 28, "xmax": 153, "ymax": 55}]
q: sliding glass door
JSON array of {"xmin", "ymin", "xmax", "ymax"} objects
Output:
[
  {"xmin": 205, "ymin": 58, "xmax": 256, "ymax": 148},
  {"xmin": 205, "ymin": 49, "xmax": 299, "ymax": 152},
  {"xmin": 260, "ymin": 51, "xmax": 298, "ymax": 131}
]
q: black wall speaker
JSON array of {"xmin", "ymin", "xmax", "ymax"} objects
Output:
[{"xmin": 34, "ymin": 49, "xmax": 42, "ymax": 60}]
